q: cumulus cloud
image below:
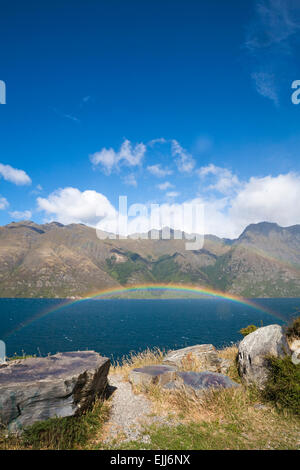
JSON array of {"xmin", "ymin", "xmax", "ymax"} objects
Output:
[
  {"xmin": 229, "ymin": 172, "xmax": 300, "ymax": 230},
  {"xmin": 147, "ymin": 164, "xmax": 173, "ymax": 177},
  {"xmin": 0, "ymin": 197, "xmax": 9, "ymax": 210},
  {"xmin": 90, "ymin": 139, "xmax": 146, "ymax": 175},
  {"xmin": 36, "ymin": 172, "xmax": 300, "ymax": 240},
  {"xmin": 166, "ymin": 191, "xmax": 180, "ymax": 198},
  {"xmin": 123, "ymin": 173, "xmax": 137, "ymax": 187},
  {"xmin": 198, "ymin": 164, "xmax": 241, "ymax": 195},
  {"xmin": 148, "ymin": 138, "xmax": 167, "ymax": 146},
  {"xmin": 171, "ymin": 140, "xmax": 195, "ymax": 173},
  {"xmin": 37, "ymin": 187, "xmax": 117, "ymax": 226},
  {"xmin": 10, "ymin": 210, "xmax": 32, "ymax": 220},
  {"xmin": 0, "ymin": 163, "xmax": 31, "ymax": 185},
  {"xmin": 157, "ymin": 181, "xmax": 174, "ymax": 190},
  {"xmin": 198, "ymin": 172, "xmax": 300, "ymax": 238},
  {"xmin": 125, "ymin": 171, "xmax": 300, "ymax": 239}
]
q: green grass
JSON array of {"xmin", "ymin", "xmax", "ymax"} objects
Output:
[
  {"xmin": 2, "ymin": 345, "xmax": 300, "ymax": 450},
  {"xmin": 263, "ymin": 355, "xmax": 300, "ymax": 416},
  {"xmin": 239, "ymin": 325, "xmax": 258, "ymax": 337},
  {"xmin": 0, "ymin": 399, "xmax": 110, "ymax": 450},
  {"xmin": 286, "ymin": 316, "xmax": 300, "ymax": 339},
  {"xmin": 103, "ymin": 390, "xmax": 300, "ymax": 450}
]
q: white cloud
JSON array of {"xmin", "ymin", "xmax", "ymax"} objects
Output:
[
  {"xmin": 229, "ymin": 172, "xmax": 300, "ymax": 230},
  {"xmin": 166, "ymin": 191, "xmax": 180, "ymax": 198},
  {"xmin": 30, "ymin": 184, "xmax": 43, "ymax": 195},
  {"xmin": 36, "ymin": 172, "xmax": 300, "ymax": 240},
  {"xmin": 251, "ymin": 72, "xmax": 279, "ymax": 106},
  {"xmin": 90, "ymin": 139, "xmax": 146, "ymax": 175},
  {"xmin": 147, "ymin": 164, "xmax": 173, "ymax": 177},
  {"xmin": 10, "ymin": 210, "xmax": 32, "ymax": 220},
  {"xmin": 37, "ymin": 187, "xmax": 117, "ymax": 226},
  {"xmin": 157, "ymin": 181, "xmax": 174, "ymax": 190},
  {"xmin": 246, "ymin": 0, "xmax": 300, "ymax": 51},
  {"xmin": 197, "ymin": 172, "xmax": 300, "ymax": 238},
  {"xmin": 0, "ymin": 163, "xmax": 31, "ymax": 185},
  {"xmin": 148, "ymin": 138, "xmax": 167, "ymax": 146},
  {"xmin": 0, "ymin": 197, "xmax": 9, "ymax": 210},
  {"xmin": 198, "ymin": 164, "xmax": 241, "ymax": 195},
  {"xmin": 245, "ymin": 0, "xmax": 300, "ymax": 105},
  {"xmin": 123, "ymin": 173, "xmax": 137, "ymax": 187},
  {"xmin": 171, "ymin": 140, "xmax": 195, "ymax": 173}
]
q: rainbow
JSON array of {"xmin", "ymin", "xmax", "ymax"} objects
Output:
[{"xmin": 2, "ymin": 283, "xmax": 281, "ymax": 339}]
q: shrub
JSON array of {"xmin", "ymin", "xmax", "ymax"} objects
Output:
[
  {"xmin": 263, "ymin": 356, "xmax": 300, "ymax": 416},
  {"xmin": 239, "ymin": 325, "xmax": 258, "ymax": 337},
  {"xmin": 21, "ymin": 399, "xmax": 109, "ymax": 450},
  {"xmin": 286, "ymin": 316, "xmax": 300, "ymax": 339}
]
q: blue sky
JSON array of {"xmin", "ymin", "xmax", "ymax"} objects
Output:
[{"xmin": 0, "ymin": 0, "xmax": 300, "ymax": 237}]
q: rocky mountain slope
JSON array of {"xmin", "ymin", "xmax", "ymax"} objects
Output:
[{"xmin": 0, "ymin": 220, "xmax": 299, "ymax": 298}]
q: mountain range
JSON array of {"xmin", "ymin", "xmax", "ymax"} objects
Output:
[{"xmin": 0, "ymin": 220, "xmax": 299, "ymax": 298}]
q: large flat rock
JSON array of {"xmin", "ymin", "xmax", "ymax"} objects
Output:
[
  {"xmin": 163, "ymin": 344, "xmax": 229, "ymax": 373},
  {"xmin": 164, "ymin": 371, "xmax": 240, "ymax": 395},
  {"xmin": 0, "ymin": 351, "xmax": 110, "ymax": 432},
  {"xmin": 129, "ymin": 365, "xmax": 177, "ymax": 387}
]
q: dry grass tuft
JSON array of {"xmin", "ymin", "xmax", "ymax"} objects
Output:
[
  {"xmin": 218, "ymin": 345, "xmax": 238, "ymax": 361},
  {"xmin": 110, "ymin": 347, "xmax": 165, "ymax": 380}
]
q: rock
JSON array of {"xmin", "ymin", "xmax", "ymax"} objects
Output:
[
  {"xmin": 0, "ymin": 351, "xmax": 110, "ymax": 432},
  {"xmin": 163, "ymin": 344, "xmax": 225, "ymax": 373},
  {"xmin": 289, "ymin": 338, "xmax": 300, "ymax": 353},
  {"xmin": 164, "ymin": 371, "xmax": 240, "ymax": 396},
  {"xmin": 238, "ymin": 324, "xmax": 291, "ymax": 388},
  {"xmin": 129, "ymin": 365, "xmax": 177, "ymax": 387}
]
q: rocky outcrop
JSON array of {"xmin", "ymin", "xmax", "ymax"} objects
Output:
[
  {"xmin": 238, "ymin": 325, "xmax": 291, "ymax": 388},
  {"xmin": 129, "ymin": 365, "xmax": 177, "ymax": 387},
  {"xmin": 164, "ymin": 371, "xmax": 240, "ymax": 396},
  {"xmin": 163, "ymin": 344, "xmax": 230, "ymax": 373},
  {"xmin": 0, "ymin": 351, "xmax": 110, "ymax": 432}
]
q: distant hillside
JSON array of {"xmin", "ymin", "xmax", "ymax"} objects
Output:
[{"xmin": 0, "ymin": 220, "xmax": 299, "ymax": 298}]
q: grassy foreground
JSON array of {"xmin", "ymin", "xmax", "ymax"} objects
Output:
[{"xmin": 1, "ymin": 342, "xmax": 300, "ymax": 450}]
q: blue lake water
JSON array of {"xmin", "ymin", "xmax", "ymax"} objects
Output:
[{"xmin": 0, "ymin": 298, "xmax": 299, "ymax": 361}]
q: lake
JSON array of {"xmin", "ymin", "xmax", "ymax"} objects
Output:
[{"xmin": 0, "ymin": 298, "xmax": 299, "ymax": 361}]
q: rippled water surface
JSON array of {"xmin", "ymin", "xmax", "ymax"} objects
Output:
[{"xmin": 0, "ymin": 298, "xmax": 298, "ymax": 360}]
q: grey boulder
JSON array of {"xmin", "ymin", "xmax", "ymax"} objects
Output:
[
  {"xmin": 0, "ymin": 351, "xmax": 110, "ymax": 432},
  {"xmin": 129, "ymin": 365, "xmax": 177, "ymax": 387},
  {"xmin": 164, "ymin": 371, "xmax": 240, "ymax": 396},
  {"xmin": 163, "ymin": 344, "xmax": 228, "ymax": 373},
  {"xmin": 238, "ymin": 324, "xmax": 291, "ymax": 388}
]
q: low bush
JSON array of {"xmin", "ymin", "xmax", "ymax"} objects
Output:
[
  {"xmin": 239, "ymin": 325, "xmax": 258, "ymax": 337},
  {"xmin": 20, "ymin": 399, "xmax": 109, "ymax": 450},
  {"xmin": 286, "ymin": 316, "xmax": 300, "ymax": 339},
  {"xmin": 263, "ymin": 355, "xmax": 300, "ymax": 416}
]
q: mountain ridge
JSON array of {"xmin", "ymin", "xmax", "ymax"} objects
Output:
[{"xmin": 0, "ymin": 220, "xmax": 299, "ymax": 298}]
